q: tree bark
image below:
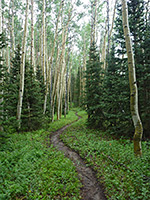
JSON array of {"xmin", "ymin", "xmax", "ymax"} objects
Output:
[
  {"xmin": 31, "ymin": 0, "xmax": 36, "ymax": 74},
  {"xmin": 0, "ymin": 0, "xmax": 3, "ymax": 132},
  {"xmin": 122, "ymin": 0, "xmax": 143, "ymax": 156},
  {"xmin": 11, "ymin": 0, "xmax": 15, "ymax": 58},
  {"xmin": 42, "ymin": 0, "xmax": 46, "ymax": 84},
  {"xmin": 109, "ymin": 0, "xmax": 118, "ymax": 47},
  {"xmin": 43, "ymin": 1, "xmax": 62, "ymax": 115},
  {"xmin": 107, "ymin": 0, "xmax": 110, "ymax": 57},
  {"xmin": 90, "ymin": 0, "xmax": 97, "ymax": 45},
  {"xmin": 17, "ymin": 0, "xmax": 29, "ymax": 129}
]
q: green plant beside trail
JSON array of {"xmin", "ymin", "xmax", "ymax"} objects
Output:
[
  {"xmin": 0, "ymin": 110, "xmax": 81, "ymax": 200},
  {"xmin": 61, "ymin": 110, "xmax": 150, "ymax": 200}
]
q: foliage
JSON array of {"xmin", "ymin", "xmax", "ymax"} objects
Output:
[
  {"xmin": 0, "ymin": 111, "xmax": 81, "ymax": 200},
  {"xmin": 61, "ymin": 111, "xmax": 150, "ymax": 200},
  {"xmin": 97, "ymin": 0, "xmax": 150, "ymax": 138},
  {"xmin": 21, "ymin": 61, "xmax": 44, "ymax": 131},
  {"xmin": 101, "ymin": 43, "xmax": 133, "ymax": 136},
  {"xmin": 85, "ymin": 43, "xmax": 104, "ymax": 128},
  {"xmin": 3, "ymin": 45, "xmax": 21, "ymax": 132}
]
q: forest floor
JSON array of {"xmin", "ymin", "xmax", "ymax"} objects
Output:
[
  {"xmin": 50, "ymin": 113, "xmax": 106, "ymax": 200},
  {"xmin": 0, "ymin": 109, "xmax": 150, "ymax": 200}
]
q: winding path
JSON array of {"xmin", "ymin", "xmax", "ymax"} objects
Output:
[{"xmin": 50, "ymin": 114, "xmax": 106, "ymax": 200}]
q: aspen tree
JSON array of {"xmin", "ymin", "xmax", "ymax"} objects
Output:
[
  {"xmin": 90, "ymin": 0, "xmax": 97, "ymax": 45},
  {"xmin": 0, "ymin": 0, "xmax": 3, "ymax": 131},
  {"xmin": 11, "ymin": 0, "xmax": 15, "ymax": 58},
  {"xmin": 31, "ymin": 0, "xmax": 36, "ymax": 74},
  {"xmin": 51, "ymin": 4, "xmax": 72, "ymax": 121},
  {"xmin": 82, "ymin": 33, "xmax": 87, "ymax": 103},
  {"xmin": 17, "ymin": 0, "xmax": 29, "ymax": 128},
  {"xmin": 107, "ymin": 0, "xmax": 110, "ymax": 57},
  {"xmin": 57, "ymin": 6, "xmax": 72, "ymax": 120},
  {"xmin": 67, "ymin": 61, "xmax": 72, "ymax": 111},
  {"xmin": 101, "ymin": 0, "xmax": 117, "ymax": 70},
  {"xmin": 122, "ymin": 0, "xmax": 143, "ymax": 156},
  {"xmin": 109, "ymin": 0, "xmax": 117, "ymax": 46},
  {"xmin": 64, "ymin": 43, "xmax": 71, "ymax": 117},
  {"xmin": 42, "ymin": 0, "xmax": 46, "ymax": 84},
  {"xmin": 43, "ymin": 1, "xmax": 63, "ymax": 115},
  {"xmin": 101, "ymin": 22, "xmax": 107, "ymax": 70},
  {"xmin": 51, "ymin": 46, "xmax": 60, "ymax": 121},
  {"xmin": 39, "ymin": 28, "xmax": 43, "ymax": 68},
  {"xmin": 6, "ymin": 46, "xmax": 10, "ymax": 72}
]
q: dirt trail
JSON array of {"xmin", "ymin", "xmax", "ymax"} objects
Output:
[{"xmin": 50, "ymin": 114, "xmax": 106, "ymax": 200}]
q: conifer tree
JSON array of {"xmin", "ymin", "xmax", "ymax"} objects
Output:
[
  {"xmin": 102, "ymin": 43, "xmax": 132, "ymax": 135},
  {"xmin": 85, "ymin": 43, "xmax": 104, "ymax": 127},
  {"xmin": 3, "ymin": 45, "xmax": 21, "ymax": 131},
  {"xmin": 21, "ymin": 62, "xmax": 44, "ymax": 131}
]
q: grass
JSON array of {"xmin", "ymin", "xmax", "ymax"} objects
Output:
[
  {"xmin": 60, "ymin": 110, "xmax": 150, "ymax": 200},
  {"xmin": 0, "ymin": 110, "xmax": 81, "ymax": 200}
]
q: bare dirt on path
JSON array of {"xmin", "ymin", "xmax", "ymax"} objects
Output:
[{"xmin": 50, "ymin": 114, "xmax": 107, "ymax": 200}]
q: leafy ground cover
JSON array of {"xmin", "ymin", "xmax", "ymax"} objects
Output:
[
  {"xmin": 0, "ymin": 111, "xmax": 81, "ymax": 200},
  {"xmin": 60, "ymin": 110, "xmax": 150, "ymax": 200}
]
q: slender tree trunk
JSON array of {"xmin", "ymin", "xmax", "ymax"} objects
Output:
[
  {"xmin": 67, "ymin": 63, "xmax": 72, "ymax": 111},
  {"xmin": 51, "ymin": 46, "xmax": 60, "ymax": 122},
  {"xmin": 43, "ymin": 1, "xmax": 62, "ymax": 114},
  {"xmin": 101, "ymin": 21, "xmax": 107, "ymax": 70},
  {"xmin": 107, "ymin": 0, "xmax": 110, "ymax": 57},
  {"xmin": 82, "ymin": 33, "xmax": 87, "ymax": 105},
  {"xmin": 17, "ymin": 0, "xmax": 29, "ymax": 129},
  {"xmin": 40, "ymin": 28, "xmax": 43, "ymax": 69},
  {"xmin": 11, "ymin": 0, "xmax": 15, "ymax": 58},
  {"xmin": 31, "ymin": 0, "xmax": 36, "ymax": 74},
  {"xmin": 64, "ymin": 44, "xmax": 71, "ymax": 117},
  {"xmin": 42, "ymin": 0, "xmax": 46, "ymax": 84},
  {"xmin": 51, "ymin": 4, "xmax": 72, "ymax": 121},
  {"xmin": 109, "ymin": 0, "xmax": 118, "ymax": 47},
  {"xmin": 90, "ymin": 0, "xmax": 97, "ymax": 45},
  {"xmin": 6, "ymin": 46, "xmax": 10, "ymax": 72},
  {"xmin": 0, "ymin": 0, "xmax": 3, "ymax": 132},
  {"xmin": 0, "ymin": 1, "xmax": 1, "ymax": 34},
  {"xmin": 122, "ymin": 0, "xmax": 143, "ymax": 156}
]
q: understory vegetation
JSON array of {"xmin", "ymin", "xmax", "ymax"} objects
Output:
[
  {"xmin": 0, "ymin": 111, "xmax": 82, "ymax": 200},
  {"xmin": 1, "ymin": 110, "xmax": 150, "ymax": 199},
  {"xmin": 61, "ymin": 110, "xmax": 150, "ymax": 200}
]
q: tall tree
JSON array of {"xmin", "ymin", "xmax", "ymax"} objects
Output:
[
  {"xmin": 0, "ymin": 0, "xmax": 3, "ymax": 132},
  {"xmin": 17, "ymin": 0, "xmax": 29, "ymax": 129},
  {"xmin": 11, "ymin": 0, "xmax": 15, "ymax": 58},
  {"xmin": 42, "ymin": 0, "xmax": 46, "ymax": 84},
  {"xmin": 122, "ymin": 0, "xmax": 143, "ymax": 156},
  {"xmin": 31, "ymin": 0, "xmax": 36, "ymax": 74}
]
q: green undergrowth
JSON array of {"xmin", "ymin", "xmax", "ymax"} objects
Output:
[
  {"xmin": 60, "ymin": 110, "xmax": 150, "ymax": 200},
  {"xmin": 0, "ymin": 110, "xmax": 81, "ymax": 200}
]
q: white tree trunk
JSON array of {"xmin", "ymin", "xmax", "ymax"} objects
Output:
[
  {"xmin": 43, "ymin": 1, "xmax": 62, "ymax": 114},
  {"xmin": 0, "ymin": 0, "xmax": 3, "ymax": 132},
  {"xmin": 122, "ymin": 0, "xmax": 143, "ymax": 156},
  {"xmin": 31, "ymin": 0, "xmax": 36, "ymax": 74},
  {"xmin": 11, "ymin": 0, "xmax": 15, "ymax": 58},
  {"xmin": 17, "ymin": 0, "xmax": 29, "ymax": 129},
  {"xmin": 42, "ymin": 0, "xmax": 46, "ymax": 84}
]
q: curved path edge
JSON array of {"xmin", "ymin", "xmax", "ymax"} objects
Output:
[{"xmin": 50, "ymin": 113, "xmax": 107, "ymax": 200}]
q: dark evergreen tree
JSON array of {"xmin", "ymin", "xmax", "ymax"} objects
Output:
[
  {"xmin": 3, "ymin": 45, "xmax": 21, "ymax": 132},
  {"xmin": 21, "ymin": 61, "xmax": 44, "ymax": 131},
  {"xmin": 102, "ymin": 43, "xmax": 133, "ymax": 136},
  {"xmin": 85, "ymin": 43, "xmax": 104, "ymax": 127},
  {"xmin": 102, "ymin": 0, "xmax": 150, "ymax": 138},
  {"xmin": 127, "ymin": 0, "xmax": 150, "ymax": 138}
]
